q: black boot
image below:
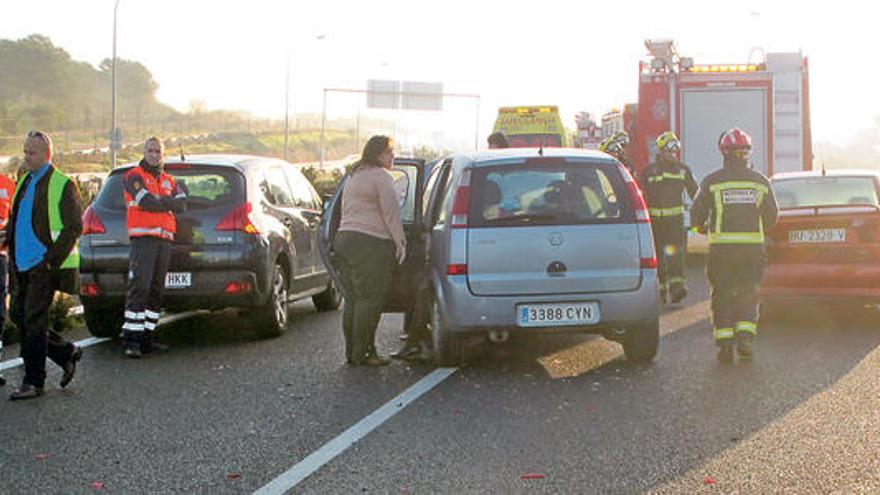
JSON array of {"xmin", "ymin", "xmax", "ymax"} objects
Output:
[
  {"xmin": 716, "ymin": 342, "xmax": 734, "ymax": 364},
  {"xmin": 736, "ymin": 333, "xmax": 754, "ymax": 360},
  {"xmin": 670, "ymin": 285, "xmax": 687, "ymax": 304},
  {"xmin": 123, "ymin": 332, "xmax": 142, "ymax": 359}
]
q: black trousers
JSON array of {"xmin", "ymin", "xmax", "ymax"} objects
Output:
[
  {"xmin": 123, "ymin": 236, "xmax": 172, "ymax": 342},
  {"xmin": 11, "ymin": 262, "xmax": 74, "ymax": 388},
  {"xmin": 334, "ymin": 231, "xmax": 395, "ymax": 364},
  {"xmin": 652, "ymin": 216, "xmax": 687, "ymax": 290},
  {"xmin": 707, "ymin": 246, "xmax": 765, "ymax": 344}
]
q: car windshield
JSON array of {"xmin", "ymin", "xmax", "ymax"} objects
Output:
[
  {"xmin": 772, "ymin": 176, "xmax": 879, "ymax": 208},
  {"xmin": 469, "ymin": 161, "xmax": 628, "ymax": 227},
  {"xmin": 94, "ymin": 165, "xmax": 245, "ymax": 211}
]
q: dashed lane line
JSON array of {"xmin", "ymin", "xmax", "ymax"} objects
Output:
[
  {"xmin": 254, "ymin": 367, "xmax": 459, "ymax": 495},
  {"xmin": 0, "ymin": 310, "xmax": 205, "ymax": 371}
]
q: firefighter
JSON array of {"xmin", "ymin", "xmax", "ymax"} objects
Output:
[
  {"xmin": 610, "ymin": 131, "xmax": 636, "ymax": 175},
  {"xmin": 638, "ymin": 131, "xmax": 698, "ymax": 304},
  {"xmin": 122, "ymin": 137, "xmax": 186, "ymax": 358},
  {"xmin": 691, "ymin": 128, "xmax": 778, "ymax": 363},
  {"xmin": 599, "ymin": 138, "xmax": 635, "ymax": 176}
]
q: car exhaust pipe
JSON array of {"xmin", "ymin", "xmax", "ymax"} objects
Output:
[{"xmin": 488, "ymin": 330, "xmax": 509, "ymax": 343}]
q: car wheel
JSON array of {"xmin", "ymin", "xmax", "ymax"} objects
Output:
[
  {"xmin": 312, "ymin": 279, "xmax": 342, "ymax": 312},
  {"xmin": 257, "ymin": 263, "xmax": 289, "ymax": 337},
  {"xmin": 83, "ymin": 302, "xmax": 124, "ymax": 338},
  {"xmin": 430, "ymin": 299, "xmax": 462, "ymax": 366},
  {"xmin": 622, "ymin": 319, "xmax": 659, "ymax": 363}
]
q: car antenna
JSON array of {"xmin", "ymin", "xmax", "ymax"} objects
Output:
[
  {"xmin": 179, "ymin": 142, "xmax": 186, "ymax": 162},
  {"xmin": 538, "ymin": 114, "xmax": 548, "ymax": 157}
]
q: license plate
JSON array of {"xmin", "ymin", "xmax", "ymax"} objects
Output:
[
  {"xmin": 517, "ymin": 302, "xmax": 600, "ymax": 327},
  {"xmin": 165, "ymin": 272, "xmax": 191, "ymax": 288},
  {"xmin": 789, "ymin": 228, "xmax": 846, "ymax": 244}
]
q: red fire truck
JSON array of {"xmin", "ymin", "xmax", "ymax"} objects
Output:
[{"xmin": 624, "ymin": 39, "xmax": 812, "ymax": 181}]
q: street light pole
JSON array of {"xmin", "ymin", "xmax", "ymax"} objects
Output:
[
  {"xmin": 110, "ymin": 0, "xmax": 121, "ymax": 168},
  {"xmin": 283, "ymin": 55, "xmax": 290, "ymax": 161}
]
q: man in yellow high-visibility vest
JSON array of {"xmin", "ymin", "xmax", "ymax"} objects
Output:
[{"xmin": 4, "ymin": 131, "xmax": 83, "ymax": 400}]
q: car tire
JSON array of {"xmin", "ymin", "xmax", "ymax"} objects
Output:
[
  {"xmin": 256, "ymin": 262, "xmax": 289, "ymax": 337},
  {"xmin": 431, "ymin": 299, "xmax": 462, "ymax": 366},
  {"xmin": 312, "ymin": 280, "xmax": 342, "ymax": 312},
  {"xmin": 623, "ymin": 319, "xmax": 659, "ymax": 363},
  {"xmin": 83, "ymin": 302, "xmax": 124, "ymax": 339}
]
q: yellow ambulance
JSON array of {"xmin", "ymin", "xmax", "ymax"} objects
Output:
[{"xmin": 492, "ymin": 106, "xmax": 570, "ymax": 148}]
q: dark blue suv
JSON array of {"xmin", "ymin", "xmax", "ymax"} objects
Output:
[{"xmin": 79, "ymin": 155, "xmax": 341, "ymax": 338}]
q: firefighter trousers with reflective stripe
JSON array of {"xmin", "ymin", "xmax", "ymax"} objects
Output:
[
  {"xmin": 652, "ymin": 216, "xmax": 687, "ymax": 290},
  {"xmin": 706, "ymin": 247, "xmax": 765, "ymax": 345},
  {"xmin": 123, "ymin": 236, "xmax": 171, "ymax": 343}
]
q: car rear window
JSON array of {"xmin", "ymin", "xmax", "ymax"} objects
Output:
[
  {"xmin": 95, "ymin": 165, "xmax": 245, "ymax": 211},
  {"xmin": 469, "ymin": 160, "xmax": 630, "ymax": 227},
  {"xmin": 773, "ymin": 177, "xmax": 879, "ymax": 208}
]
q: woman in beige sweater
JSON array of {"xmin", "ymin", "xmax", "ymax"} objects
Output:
[{"xmin": 334, "ymin": 135, "xmax": 405, "ymax": 366}]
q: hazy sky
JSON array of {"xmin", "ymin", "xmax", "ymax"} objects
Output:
[{"xmin": 2, "ymin": 0, "xmax": 878, "ymax": 148}]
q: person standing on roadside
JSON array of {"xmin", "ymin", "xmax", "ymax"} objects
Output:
[
  {"xmin": 487, "ymin": 132, "xmax": 509, "ymax": 149},
  {"xmin": 5, "ymin": 131, "xmax": 83, "ymax": 400},
  {"xmin": 121, "ymin": 137, "xmax": 186, "ymax": 358},
  {"xmin": 335, "ymin": 135, "xmax": 405, "ymax": 366},
  {"xmin": 0, "ymin": 168, "xmax": 16, "ymax": 386}
]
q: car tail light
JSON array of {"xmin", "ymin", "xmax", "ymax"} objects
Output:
[
  {"xmin": 81, "ymin": 206, "xmax": 106, "ymax": 235},
  {"xmin": 640, "ymin": 257, "xmax": 658, "ymax": 269},
  {"xmin": 624, "ymin": 175, "xmax": 651, "ymax": 224},
  {"xmin": 224, "ymin": 281, "xmax": 253, "ymax": 294},
  {"xmin": 447, "ymin": 264, "xmax": 468, "ymax": 275},
  {"xmin": 216, "ymin": 202, "xmax": 259, "ymax": 234},
  {"xmin": 450, "ymin": 170, "xmax": 472, "ymax": 228},
  {"xmin": 80, "ymin": 283, "xmax": 100, "ymax": 297}
]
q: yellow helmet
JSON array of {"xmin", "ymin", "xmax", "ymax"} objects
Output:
[
  {"xmin": 656, "ymin": 131, "xmax": 680, "ymax": 152},
  {"xmin": 598, "ymin": 138, "xmax": 611, "ymax": 153},
  {"xmin": 611, "ymin": 131, "xmax": 630, "ymax": 147}
]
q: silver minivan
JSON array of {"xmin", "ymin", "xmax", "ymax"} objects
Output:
[{"xmin": 320, "ymin": 149, "xmax": 660, "ymax": 365}]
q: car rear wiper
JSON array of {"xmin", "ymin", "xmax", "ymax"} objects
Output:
[{"xmin": 483, "ymin": 213, "xmax": 561, "ymax": 225}]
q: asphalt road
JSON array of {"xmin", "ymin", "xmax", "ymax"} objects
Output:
[{"xmin": 1, "ymin": 261, "xmax": 879, "ymax": 493}]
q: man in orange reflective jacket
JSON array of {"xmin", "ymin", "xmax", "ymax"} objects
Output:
[
  {"xmin": 0, "ymin": 169, "xmax": 16, "ymax": 386},
  {"xmin": 122, "ymin": 137, "xmax": 186, "ymax": 358}
]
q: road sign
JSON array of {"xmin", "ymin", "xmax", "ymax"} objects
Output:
[
  {"xmin": 401, "ymin": 82, "xmax": 443, "ymax": 111},
  {"xmin": 367, "ymin": 80, "xmax": 400, "ymax": 109},
  {"xmin": 367, "ymin": 80, "xmax": 444, "ymax": 111}
]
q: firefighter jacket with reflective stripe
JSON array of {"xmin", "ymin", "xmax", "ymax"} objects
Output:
[
  {"xmin": 691, "ymin": 161, "xmax": 779, "ymax": 245},
  {"xmin": 638, "ymin": 157, "xmax": 698, "ymax": 218},
  {"xmin": 124, "ymin": 162, "xmax": 182, "ymax": 240},
  {"xmin": 5, "ymin": 165, "xmax": 82, "ymax": 294}
]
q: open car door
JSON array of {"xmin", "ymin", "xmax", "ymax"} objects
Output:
[{"xmin": 318, "ymin": 158, "xmax": 426, "ymax": 313}]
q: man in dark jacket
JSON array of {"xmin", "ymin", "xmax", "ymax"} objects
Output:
[
  {"xmin": 5, "ymin": 131, "xmax": 83, "ymax": 400},
  {"xmin": 638, "ymin": 131, "xmax": 698, "ymax": 304},
  {"xmin": 691, "ymin": 128, "xmax": 778, "ymax": 363}
]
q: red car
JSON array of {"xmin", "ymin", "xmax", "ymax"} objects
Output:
[{"xmin": 761, "ymin": 170, "xmax": 880, "ymax": 315}]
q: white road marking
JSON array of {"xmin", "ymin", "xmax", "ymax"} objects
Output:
[
  {"xmin": 0, "ymin": 310, "xmax": 204, "ymax": 371},
  {"xmin": 254, "ymin": 367, "xmax": 459, "ymax": 495}
]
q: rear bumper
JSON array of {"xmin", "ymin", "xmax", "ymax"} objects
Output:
[
  {"xmin": 80, "ymin": 269, "xmax": 266, "ymax": 310},
  {"xmin": 435, "ymin": 270, "xmax": 660, "ymax": 334},
  {"xmin": 761, "ymin": 262, "xmax": 880, "ymax": 303}
]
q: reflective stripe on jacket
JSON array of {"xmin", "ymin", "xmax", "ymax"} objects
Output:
[{"xmin": 691, "ymin": 164, "xmax": 779, "ymax": 246}]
